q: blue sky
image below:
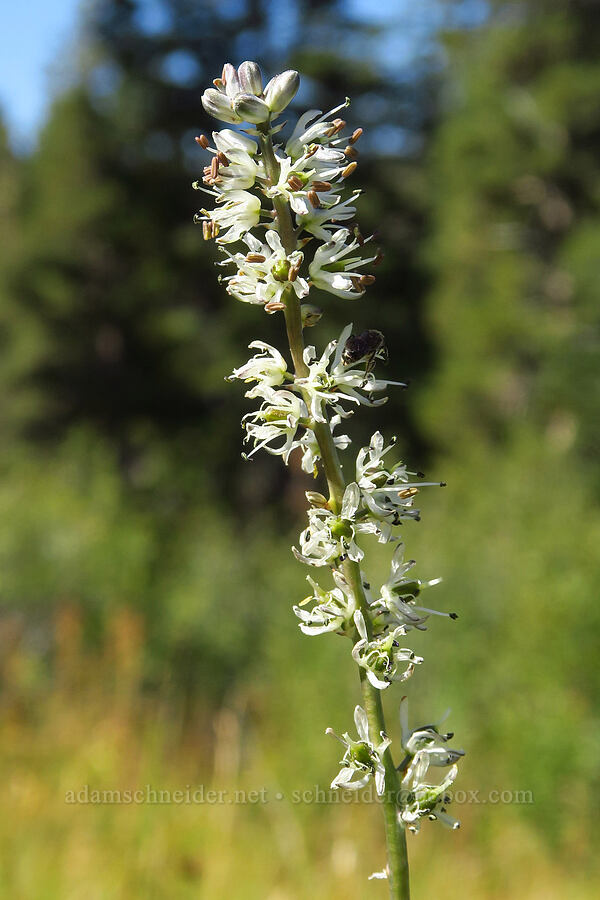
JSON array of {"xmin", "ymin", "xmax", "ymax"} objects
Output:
[{"xmin": 0, "ymin": 0, "xmax": 83, "ymax": 150}]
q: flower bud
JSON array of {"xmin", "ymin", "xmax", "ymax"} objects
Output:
[
  {"xmin": 221, "ymin": 63, "xmax": 240, "ymax": 98},
  {"xmin": 201, "ymin": 88, "xmax": 243, "ymax": 124},
  {"xmin": 238, "ymin": 61, "xmax": 263, "ymax": 95},
  {"xmin": 305, "ymin": 491, "xmax": 329, "ymax": 508},
  {"xmin": 301, "ymin": 304, "xmax": 323, "ymax": 327},
  {"xmin": 233, "ymin": 92, "xmax": 271, "ymax": 124},
  {"xmin": 263, "ymin": 70, "xmax": 300, "ymax": 115}
]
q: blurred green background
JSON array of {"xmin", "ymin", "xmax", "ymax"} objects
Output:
[{"xmin": 0, "ymin": 0, "xmax": 599, "ymax": 897}]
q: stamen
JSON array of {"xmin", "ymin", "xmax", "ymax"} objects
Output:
[
  {"xmin": 311, "ymin": 181, "xmax": 332, "ymax": 192},
  {"xmin": 287, "ymin": 174, "xmax": 304, "ymax": 192},
  {"xmin": 349, "ymin": 128, "xmax": 363, "ymax": 144},
  {"xmin": 342, "ymin": 162, "xmax": 358, "ymax": 178},
  {"xmin": 210, "ymin": 156, "xmax": 219, "ymax": 180},
  {"xmin": 344, "ymin": 146, "xmax": 359, "ymax": 160},
  {"xmin": 264, "ymin": 299, "xmax": 286, "ymax": 313},
  {"xmin": 246, "ymin": 254, "xmax": 266, "ymax": 263},
  {"xmin": 308, "ymin": 190, "xmax": 321, "ymax": 208},
  {"xmin": 217, "ymin": 152, "xmax": 230, "ymax": 167},
  {"xmin": 398, "ymin": 488, "xmax": 418, "ymax": 499},
  {"xmin": 195, "ymin": 134, "xmax": 210, "ymax": 149},
  {"xmin": 359, "ymin": 274, "xmax": 376, "ymax": 287}
]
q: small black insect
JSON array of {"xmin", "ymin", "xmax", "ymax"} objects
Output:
[{"xmin": 341, "ymin": 329, "xmax": 387, "ymax": 379}]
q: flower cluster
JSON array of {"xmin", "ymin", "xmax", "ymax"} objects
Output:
[
  {"xmin": 228, "ymin": 326, "xmax": 401, "ymax": 468},
  {"xmin": 196, "ymin": 62, "xmax": 375, "ymax": 309},
  {"xmin": 197, "ymin": 60, "xmax": 465, "ymax": 876}
]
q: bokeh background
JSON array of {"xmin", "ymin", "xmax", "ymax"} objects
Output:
[{"xmin": 0, "ymin": 0, "xmax": 599, "ymax": 897}]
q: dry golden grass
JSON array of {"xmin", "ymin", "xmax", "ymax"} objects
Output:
[{"xmin": 0, "ymin": 606, "xmax": 596, "ymax": 899}]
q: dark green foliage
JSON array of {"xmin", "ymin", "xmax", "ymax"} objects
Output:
[{"xmin": 421, "ymin": 3, "xmax": 600, "ymax": 467}]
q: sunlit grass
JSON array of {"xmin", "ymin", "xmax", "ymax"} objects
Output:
[{"xmin": 1, "ymin": 593, "xmax": 597, "ymax": 899}]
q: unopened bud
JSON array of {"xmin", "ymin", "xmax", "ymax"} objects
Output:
[
  {"xmin": 201, "ymin": 88, "xmax": 242, "ymax": 125},
  {"xmin": 263, "ymin": 70, "xmax": 300, "ymax": 114},
  {"xmin": 221, "ymin": 63, "xmax": 240, "ymax": 95},
  {"xmin": 305, "ymin": 491, "xmax": 329, "ymax": 508},
  {"xmin": 301, "ymin": 304, "xmax": 323, "ymax": 327},
  {"xmin": 233, "ymin": 92, "xmax": 271, "ymax": 124},
  {"xmin": 238, "ymin": 60, "xmax": 263, "ymax": 95}
]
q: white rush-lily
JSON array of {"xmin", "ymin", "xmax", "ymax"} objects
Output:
[{"xmin": 326, "ymin": 705, "xmax": 390, "ymax": 795}]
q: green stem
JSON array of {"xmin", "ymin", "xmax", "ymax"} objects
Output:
[{"xmin": 258, "ymin": 122, "xmax": 410, "ymax": 899}]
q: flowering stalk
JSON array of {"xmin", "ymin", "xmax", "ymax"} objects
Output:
[{"xmin": 195, "ymin": 62, "xmax": 464, "ymax": 898}]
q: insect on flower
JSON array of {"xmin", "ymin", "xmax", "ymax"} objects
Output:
[{"xmin": 341, "ymin": 329, "xmax": 388, "ymax": 383}]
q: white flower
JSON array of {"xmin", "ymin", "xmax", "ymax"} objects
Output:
[
  {"xmin": 296, "ymin": 190, "xmax": 359, "ymax": 241},
  {"xmin": 370, "ymin": 544, "xmax": 454, "ymax": 632},
  {"xmin": 293, "ymin": 483, "xmax": 362, "ymax": 567},
  {"xmin": 214, "ymin": 150, "xmax": 261, "ymax": 193},
  {"xmin": 202, "ymin": 190, "xmax": 261, "ymax": 243},
  {"xmin": 293, "ymin": 571, "xmax": 356, "ymax": 635},
  {"xmin": 286, "ymin": 99, "xmax": 350, "ymax": 159},
  {"xmin": 213, "ymin": 128, "xmax": 258, "ymax": 158},
  {"xmin": 309, "ymin": 228, "xmax": 377, "ymax": 300},
  {"xmin": 297, "ymin": 324, "xmax": 405, "ymax": 423},
  {"xmin": 396, "ymin": 698, "xmax": 464, "ymax": 832},
  {"xmin": 295, "ymin": 413, "xmax": 351, "ymax": 476},
  {"xmin": 228, "ymin": 342, "xmax": 290, "ymax": 388},
  {"xmin": 242, "ymin": 386, "xmax": 307, "ymax": 462},
  {"xmin": 399, "ymin": 753, "xmax": 460, "ymax": 833},
  {"xmin": 266, "ymin": 148, "xmax": 348, "ymax": 216},
  {"xmin": 326, "ymin": 705, "xmax": 390, "ymax": 795},
  {"xmin": 399, "ymin": 697, "xmax": 464, "ymax": 765},
  {"xmin": 220, "ymin": 231, "xmax": 308, "ymax": 309},
  {"xmin": 355, "ymin": 432, "xmax": 446, "ymax": 541},
  {"xmin": 351, "ymin": 610, "xmax": 422, "ymax": 690}
]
